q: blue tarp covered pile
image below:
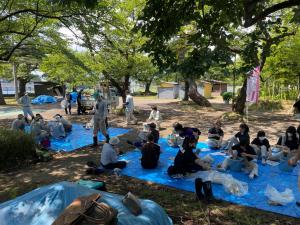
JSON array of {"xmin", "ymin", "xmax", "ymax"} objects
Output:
[
  {"xmin": 0, "ymin": 181, "xmax": 173, "ymax": 225},
  {"xmin": 49, "ymin": 124, "xmax": 130, "ymax": 152},
  {"xmin": 120, "ymin": 138, "xmax": 300, "ymax": 218},
  {"xmin": 31, "ymin": 95, "xmax": 57, "ymax": 105}
]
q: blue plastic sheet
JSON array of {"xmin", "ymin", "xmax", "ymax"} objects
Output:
[
  {"xmin": 70, "ymin": 92, "xmax": 78, "ymax": 103},
  {"xmin": 0, "ymin": 181, "xmax": 173, "ymax": 225},
  {"xmin": 31, "ymin": 95, "xmax": 57, "ymax": 105},
  {"xmin": 49, "ymin": 124, "xmax": 130, "ymax": 152},
  {"xmin": 120, "ymin": 138, "xmax": 300, "ymax": 218}
]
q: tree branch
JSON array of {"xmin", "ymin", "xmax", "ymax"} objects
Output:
[{"xmin": 244, "ymin": 0, "xmax": 300, "ymax": 27}]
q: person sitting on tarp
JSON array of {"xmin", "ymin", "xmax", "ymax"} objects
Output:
[
  {"xmin": 168, "ymin": 136, "xmax": 210, "ymax": 177},
  {"xmin": 54, "ymin": 114, "xmax": 72, "ymax": 132},
  {"xmin": 92, "ymin": 95, "xmax": 110, "ymax": 146},
  {"xmin": 49, "ymin": 116, "xmax": 66, "ymax": 139},
  {"xmin": 167, "ymin": 123, "xmax": 201, "ymax": 148},
  {"xmin": 222, "ymin": 123, "xmax": 250, "ymax": 150},
  {"xmin": 11, "ymin": 114, "xmax": 26, "ymax": 131},
  {"xmin": 269, "ymin": 126, "xmax": 299, "ymax": 161},
  {"xmin": 100, "ymin": 137, "xmax": 127, "ymax": 170},
  {"xmin": 251, "ymin": 130, "xmax": 271, "ymax": 165},
  {"xmin": 147, "ymin": 105, "xmax": 162, "ymax": 129},
  {"xmin": 207, "ymin": 120, "xmax": 224, "ymax": 149},
  {"xmin": 30, "ymin": 116, "xmax": 50, "ymax": 144},
  {"xmin": 141, "ymin": 134, "xmax": 161, "ymax": 169},
  {"xmin": 293, "ymin": 94, "xmax": 300, "ymax": 118},
  {"xmin": 218, "ymin": 139, "xmax": 258, "ymax": 179},
  {"xmin": 288, "ymin": 148, "xmax": 300, "ymax": 207}
]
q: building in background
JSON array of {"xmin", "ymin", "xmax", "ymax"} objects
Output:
[{"xmin": 157, "ymin": 82, "xmax": 179, "ymax": 99}]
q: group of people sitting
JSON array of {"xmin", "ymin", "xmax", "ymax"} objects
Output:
[
  {"xmin": 11, "ymin": 113, "xmax": 72, "ymax": 147},
  {"xmin": 166, "ymin": 120, "xmax": 300, "ymax": 179}
]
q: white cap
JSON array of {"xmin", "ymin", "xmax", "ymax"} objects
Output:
[{"xmin": 109, "ymin": 137, "xmax": 120, "ymax": 145}]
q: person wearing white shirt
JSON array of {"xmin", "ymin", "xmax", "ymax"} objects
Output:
[
  {"xmin": 100, "ymin": 137, "xmax": 127, "ymax": 169},
  {"xmin": 18, "ymin": 92, "xmax": 34, "ymax": 123},
  {"xmin": 147, "ymin": 105, "xmax": 161, "ymax": 129},
  {"xmin": 124, "ymin": 90, "xmax": 137, "ymax": 125}
]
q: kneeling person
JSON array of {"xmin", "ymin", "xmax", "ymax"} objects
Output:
[
  {"xmin": 101, "ymin": 137, "xmax": 127, "ymax": 169},
  {"xmin": 11, "ymin": 114, "xmax": 26, "ymax": 131},
  {"xmin": 141, "ymin": 134, "xmax": 161, "ymax": 169}
]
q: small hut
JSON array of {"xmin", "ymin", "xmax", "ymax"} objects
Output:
[{"xmin": 157, "ymin": 82, "xmax": 179, "ymax": 99}]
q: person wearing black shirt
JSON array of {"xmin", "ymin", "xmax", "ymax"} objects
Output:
[
  {"xmin": 207, "ymin": 120, "xmax": 224, "ymax": 149},
  {"xmin": 167, "ymin": 136, "xmax": 209, "ymax": 177},
  {"xmin": 149, "ymin": 123, "xmax": 160, "ymax": 144},
  {"xmin": 77, "ymin": 89, "xmax": 83, "ymax": 115},
  {"xmin": 141, "ymin": 134, "xmax": 161, "ymax": 169},
  {"xmin": 270, "ymin": 126, "xmax": 299, "ymax": 161},
  {"xmin": 219, "ymin": 139, "xmax": 258, "ymax": 179},
  {"xmin": 251, "ymin": 130, "xmax": 270, "ymax": 164},
  {"xmin": 223, "ymin": 123, "xmax": 250, "ymax": 150}
]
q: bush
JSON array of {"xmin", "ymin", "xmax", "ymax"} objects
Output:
[
  {"xmin": 248, "ymin": 100, "xmax": 283, "ymax": 112},
  {"xmin": 0, "ymin": 129, "xmax": 36, "ymax": 170},
  {"xmin": 222, "ymin": 92, "xmax": 234, "ymax": 102},
  {"xmin": 131, "ymin": 91, "xmax": 157, "ymax": 96}
]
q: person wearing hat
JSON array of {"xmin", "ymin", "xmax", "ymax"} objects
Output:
[
  {"xmin": 100, "ymin": 137, "xmax": 127, "ymax": 169},
  {"xmin": 207, "ymin": 120, "xmax": 224, "ymax": 149},
  {"xmin": 11, "ymin": 114, "xmax": 26, "ymax": 131},
  {"xmin": 30, "ymin": 115, "xmax": 50, "ymax": 143},
  {"xmin": 124, "ymin": 90, "xmax": 137, "ymax": 125},
  {"xmin": 18, "ymin": 92, "xmax": 34, "ymax": 123},
  {"xmin": 49, "ymin": 115, "xmax": 66, "ymax": 139},
  {"xmin": 92, "ymin": 95, "xmax": 110, "ymax": 146},
  {"xmin": 147, "ymin": 105, "xmax": 162, "ymax": 129}
]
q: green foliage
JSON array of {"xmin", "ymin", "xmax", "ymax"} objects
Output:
[
  {"xmin": 0, "ymin": 129, "xmax": 36, "ymax": 170},
  {"xmin": 221, "ymin": 92, "xmax": 233, "ymax": 102},
  {"xmin": 249, "ymin": 100, "xmax": 283, "ymax": 112}
]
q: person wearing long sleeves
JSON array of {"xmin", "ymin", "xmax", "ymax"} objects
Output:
[
  {"xmin": 18, "ymin": 92, "xmax": 34, "ymax": 123},
  {"xmin": 124, "ymin": 90, "xmax": 137, "ymax": 125},
  {"xmin": 93, "ymin": 95, "xmax": 109, "ymax": 146},
  {"xmin": 147, "ymin": 105, "xmax": 162, "ymax": 129},
  {"xmin": 11, "ymin": 114, "xmax": 26, "ymax": 131}
]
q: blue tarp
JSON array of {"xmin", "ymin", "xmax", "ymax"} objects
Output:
[
  {"xmin": 31, "ymin": 95, "xmax": 57, "ymax": 105},
  {"xmin": 120, "ymin": 138, "xmax": 300, "ymax": 218},
  {"xmin": 70, "ymin": 92, "xmax": 78, "ymax": 103},
  {"xmin": 0, "ymin": 181, "xmax": 173, "ymax": 225},
  {"xmin": 49, "ymin": 124, "xmax": 130, "ymax": 152}
]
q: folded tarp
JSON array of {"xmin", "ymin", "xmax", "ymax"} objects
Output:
[
  {"xmin": 120, "ymin": 138, "xmax": 300, "ymax": 218},
  {"xmin": 0, "ymin": 181, "xmax": 173, "ymax": 225},
  {"xmin": 31, "ymin": 95, "xmax": 57, "ymax": 105},
  {"xmin": 49, "ymin": 124, "xmax": 130, "ymax": 152}
]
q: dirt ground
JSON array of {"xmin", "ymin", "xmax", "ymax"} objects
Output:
[{"xmin": 0, "ymin": 95, "xmax": 299, "ymax": 225}]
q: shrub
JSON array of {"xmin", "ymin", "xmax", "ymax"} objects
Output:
[
  {"xmin": 222, "ymin": 92, "xmax": 234, "ymax": 102},
  {"xmin": 0, "ymin": 129, "xmax": 36, "ymax": 170}
]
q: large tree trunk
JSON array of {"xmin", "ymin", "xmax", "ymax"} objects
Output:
[
  {"xmin": 18, "ymin": 79, "xmax": 27, "ymax": 97},
  {"xmin": 188, "ymin": 79, "xmax": 211, "ymax": 107},
  {"xmin": 144, "ymin": 82, "xmax": 151, "ymax": 95},
  {"xmin": 0, "ymin": 81, "xmax": 6, "ymax": 105},
  {"xmin": 232, "ymin": 77, "xmax": 247, "ymax": 114},
  {"xmin": 183, "ymin": 78, "xmax": 189, "ymax": 101}
]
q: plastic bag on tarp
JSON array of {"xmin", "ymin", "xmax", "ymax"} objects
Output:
[
  {"xmin": 205, "ymin": 171, "xmax": 248, "ymax": 196},
  {"xmin": 265, "ymin": 185, "xmax": 294, "ymax": 205}
]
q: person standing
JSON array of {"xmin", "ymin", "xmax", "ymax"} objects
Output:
[
  {"xmin": 77, "ymin": 89, "xmax": 83, "ymax": 115},
  {"xmin": 65, "ymin": 92, "xmax": 72, "ymax": 115},
  {"xmin": 93, "ymin": 95, "xmax": 110, "ymax": 146},
  {"xmin": 124, "ymin": 90, "xmax": 137, "ymax": 125},
  {"xmin": 18, "ymin": 92, "xmax": 34, "ymax": 123}
]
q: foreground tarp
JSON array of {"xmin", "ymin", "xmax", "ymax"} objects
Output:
[
  {"xmin": 0, "ymin": 181, "xmax": 173, "ymax": 225},
  {"xmin": 49, "ymin": 124, "xmax": 130, "ymax": 152},
  {"xmin": 31, "ymin": 95, "xmax": 57, "ymax": 105},
  {"xmin": 120, "ymin": 138, "xmax": 300, "ymax": 218}
]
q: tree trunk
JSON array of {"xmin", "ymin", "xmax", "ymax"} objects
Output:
[
  {"xmin": 232, "ymin": 77, "xmax": 247, "ymax": 114},
  {"xmin": 144, "ymin": 82, "xmax": 151, "ymax": 95},
  {"xmin": 122, "ymin": 74, "xmax": 130, "ymax": 103},
  {"xmin": 0, "ymin": 81, "xmax": 6, "ymax": 105},
  {"xmin": 18, "ymin": 79, "xmax": 27, "ymax": 97},
  {"xmin": 188, "ymin": 79, "xmax": 211, "ymax": 107},
  {"xmin": 183, "ymin": 79, "xmax": 189, "ymax": 101},
  {"xmin": 13, "ymin": 62, "xmax": 19, "ymax": 100}
]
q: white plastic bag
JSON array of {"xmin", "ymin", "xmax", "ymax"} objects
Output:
[{"xmin": 264, "ymin": 185, "xmax": 294, "ymax": 205}]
